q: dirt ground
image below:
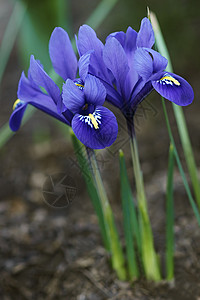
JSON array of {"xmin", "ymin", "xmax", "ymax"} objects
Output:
[{"xmin": 1, "ymin": 1, "xmax": 200, "ymax": 299}]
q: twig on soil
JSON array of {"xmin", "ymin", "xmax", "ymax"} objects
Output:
[{"xmin": 82, "ymin": 269, "xmax": 112, "ymax": 298}]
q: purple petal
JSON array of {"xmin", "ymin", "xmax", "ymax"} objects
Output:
[
  {"xmin": 49, "ymin": 27, "xmax": 77, "ymax": 80},
  {"xmin": 10, "ymin": 72, "xmax": 70, "ymax": 132},
  {"xmin": 29, "ymin": 55, "xmax": 61, "ymax": 105},
  {"xmin": 146, "ymin": 48, "xmax": 168, "ymax": 73},
  {"xmin": 136, "ymin": 17, "xmax": 155, "ymax": 48},
  {"xmin": 103, "ymin": 37, "xmax": 129, "ymax": 97},
  {"xmin": 77, "ymin": 25, "xmax": 112, "ymax": 83},
  {"xmin": 152, "ymin": 72, "xmax": 194, "ymax": 106},
  {"xmin": 18, "ymin": 72, "xmax": 64, "ymax": 119},
  {"xmin": 72, "ymin": 106, "xmax": 118, "ymax": 149},
  {"xmin": 77, "ymin": 25, "xmax": 104, "ymax": 57},
  {"xmin": 62, "ymin": 79, "xmax": 85, "ymax": 113},
  {"xmin": 123, "ymin": 27, "xmax": 139, "ymax": 99},
  {"xmin": 134, "ymin": 48, "xmax": 153, "ymax": 80},
  {"xmin": 124, "ymin": 26, "xmax": 137, "ymax": 55},
  {"xmin": 78, "ymin": 51, "xmax": 92, "ymax": 80},
  {"xmin": 106, "ymin": 31, "xmax": 126, "ymax": 47},
  {"xmin": 84, "ymin": 75, "xmax": 106, "ymax": 106},
  {"xmin": 9, "ymin": 102, "xmax": 28, "ymax": 131},
  {"xmin": 130, "ymin": 81, "xmax": 153, "ymax": 110}
]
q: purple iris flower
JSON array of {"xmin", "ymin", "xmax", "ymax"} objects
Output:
[
  {"xmin": 76, "ymin": 17, "xmax": 194, "ymax": 122},
  {"xmin": 9, "ymin": 27, "xmax": 118, "ymax": 149}
]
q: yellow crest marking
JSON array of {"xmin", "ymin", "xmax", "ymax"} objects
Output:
[
  {"xmin": 75, "ymin": 83, "xmax": 84, "ymax": 88},
  {"xmin": 160, "ymin": 75, "xmax": 180, "ymax": 86},
  {"xmin": 13, "ymin": 99, "xmax": 21, "ymax": 110},
  {"xmin": 89, "ymin": 113, "xmax": 99, "ymax": 129}
]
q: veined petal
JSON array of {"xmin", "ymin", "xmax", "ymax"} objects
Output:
[
  {"xmin": 146, "ymin": 48, "xmax": 168, "ymax": 73},
  {"xmin": 133, "ymin": 48, "xmax": 167, "ymax": 82},
  {"xmin": 18, "ymin": 72, "xmax": 64, "ymax": 119},
  {"xmin": 84, "ymin": 74, "xmax": 106, "ymax": 106},
  {"xmin": 130, "ymin": 81, "xmax": 153, "ymax": 110},
  {"xmin": 9, "ymin": 102, "xmax": 27, "ymax": 131},
  {"xmin": 106, "ymin": 31, "xmax": 126, "ymax": 47},
  {"xmin": 62, "ymin": 79, "xmax": 85, "ymax": 113},
  {"xmin": 29, "ymin": 55, "xmax": 61, "ymax": 104},
  {"xmin": 152, "ymin": 72, "xmax": 194, "ymax": 106},
  {"xmin": 77, "ymin": 25, "xmax": 112, "ymax": 83},
  {"xmin": 136, "ymin": 17, "xmax": 155, "ymax": 48},
  {"xmin": 103, "ymin": 37, "xmax": 129, "ymax": 96},
  {"xmin": 78, "ymin": 51, "xmax": 92, "ymax": 80},
  {"xmin": 124, "ymin": 26, "xmax": 137, "ymax": 54},
  {"xmin": 72, "ymin": 106, "xmax": 118, "ymax": 149},
  {"xmin": 49, "ymin": 27, "xmax": 77, "ymax": 81},
  {"xmin": 123, "ymin": 27, "xmax": 139, "ymax": 99},
  {"xmin": 77, "ymin": 24, "xmax": 104, "ymax": 57},
  {"xmin": 134, "ymin": 48, "xmax": 153, "ymax": 80},
  {"xmin": 16, "ymin": 72, "xmax": 69, "ymax": 126}
]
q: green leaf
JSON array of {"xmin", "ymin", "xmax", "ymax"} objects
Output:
[
  {"xmin": 161, "ymin": 98, "xmax": 200, "ymax": 226},
  {"xmin": 0, "ymin": 0, "xmax": 27, "ymax": 83},
  {"xmin": 70, "ymin": 130, "xmax": 110, "ymax": 251},
  {"xmin": 119, "ymin": 150, "xmax": 139, "ymax": 280},
  {"xmin": 150, "ymin": 11, "xmax": 200, "ymax": 210},
  {"xmin": 130, "ymin": 137, "xmax": 161, "ymax": 281},
  {"xmin": 86, "ymin": 147, "xmax": 126, "ymax": 280},
  {"xmin": 166, "ymin": 143, "xmax": 175, "ymax": 280}
]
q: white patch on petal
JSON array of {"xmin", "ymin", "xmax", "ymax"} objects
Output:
[
  {"xmin": 157, "ymin": 73, "xmax": 180, "ymax": 86},
  {"xmin": 79, "ymin": 110, "xmax": 102, "ymax": 129}
]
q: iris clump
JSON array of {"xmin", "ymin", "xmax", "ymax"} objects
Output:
[
  {"xmin": 77, "ymin": 17, "xmax": 194, "ymax": 132},
  {"xmin": 9, "ymin": 15, "xmax": 196, "ymax": 282},
  {"xmin": 10, "ymin": 17, "xmax": 194, "ymax": 144},
  {"xmin": 10, "ymin": 28, "xmax": 118, "ymax": 149}
]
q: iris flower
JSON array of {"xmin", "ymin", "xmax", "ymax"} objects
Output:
[
  {"xmin": 10, "ymin": 28, "xmax": 118, "ymax": 149},
  {"xmin": 76, "ymin": 17, "xmax": 194, "ymax": 127}
]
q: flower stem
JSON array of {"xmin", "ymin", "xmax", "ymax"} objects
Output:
[
  {"xmin": 166, "ymin": 143, "xmax": 175, "ymax": 280},
  {"xmin": 127, "ymin": 120, "xmax": 161, "ymax": 281},
  {"xmin": 86, "ymin": 148, "xmax": 127, "ymax": 281}
]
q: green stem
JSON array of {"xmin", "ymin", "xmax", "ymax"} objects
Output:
[
  {"xmin": 128, "ymin": 121, "xmax": 161, "ymax": 281},
  {"xmin": 166, "ymin": 143, "xmax": 175, "ymax": 280},
  {"xmin": 87, "ymin": 148, "xmax": 126, "ymax": 280}
]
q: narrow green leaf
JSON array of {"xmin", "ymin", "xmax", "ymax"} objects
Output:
[
  {"xmin": 0, "ymin": 1, "xmax": 27, "ymax": 84},
  {"xmin": 162, "ymin": 98, "xmax": 200, "ymax": 226},
  {"xmin": 71, "ymin": 136, "xmax": 126, "ymax": 280},
  {"xmin": 119, "ymin": 150, "xmax": 139, "ymax": 280},
  {"xmin": 166, "ymin": 143, "xmax": 175, "ymax": 280},
  {"xmin": 70, "ymin": 130, "xmax": 110, "ymax": 251},
  {"xmin": 19, "ymin": 0, "xmax": 70, "ymax": 70},
  {"xmin": 150, "ymin": 11, "xmax": 200, "ymax": 209},
  {"xmin": 86, "ymin": 0, "xmax": 118, "ymax": 30},
  {"xmin": 87, "ymin": 147, "xmax": 126, "ymax": 280},
  {"xmin": 130, "ymin": 137, "xmax": 161, "ymax": 281}
]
